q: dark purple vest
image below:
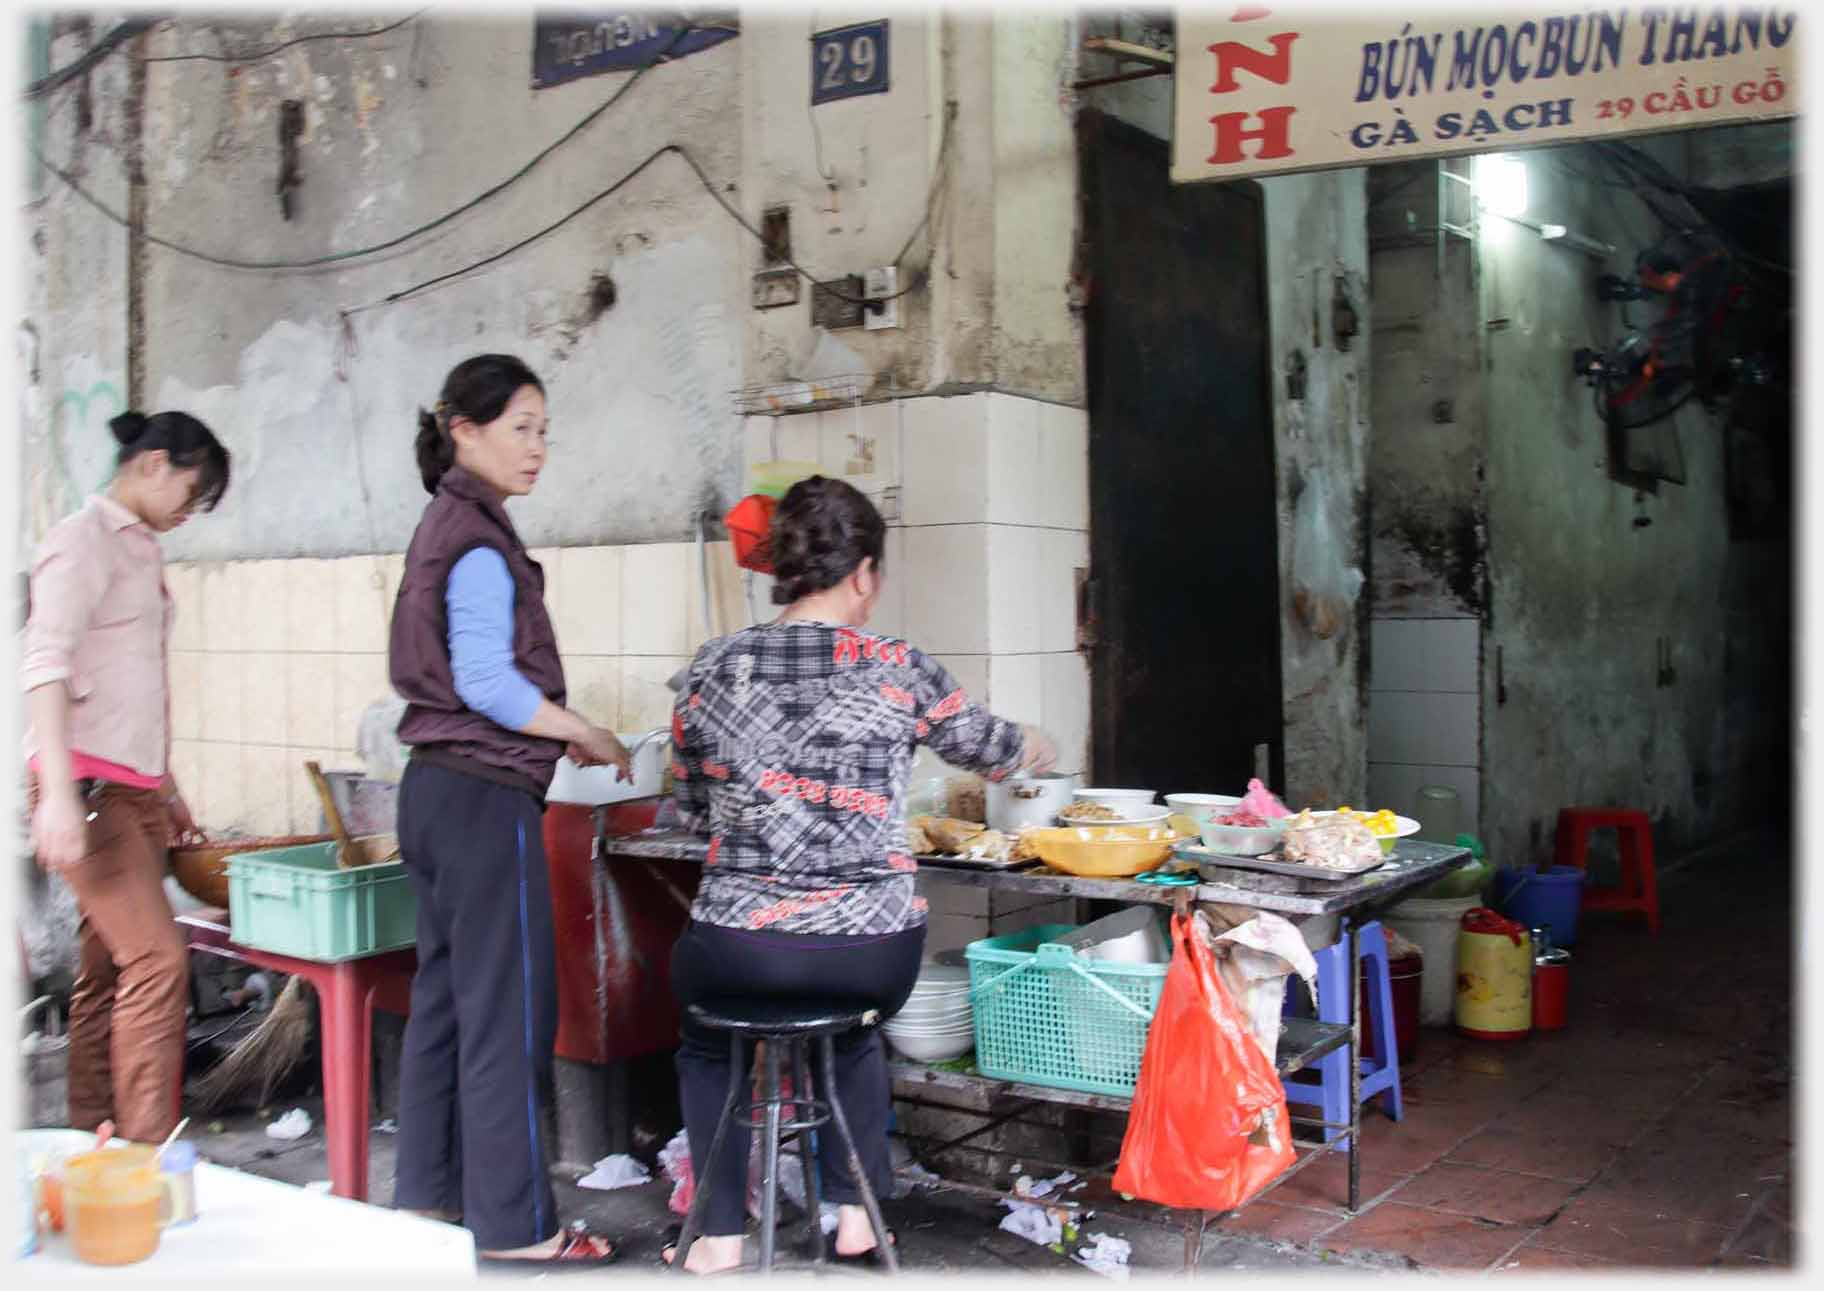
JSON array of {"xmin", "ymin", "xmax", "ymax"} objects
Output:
[{"xmin": 389, "ymin": 466, "xmax": 567, "ymax": 796}]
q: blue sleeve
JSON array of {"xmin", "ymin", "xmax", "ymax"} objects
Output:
[{"xmin": 446, "ymin": 547, "xmax": 546, "ymax": 732}]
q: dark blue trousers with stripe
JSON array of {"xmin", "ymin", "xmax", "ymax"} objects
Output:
[{"xmin": 394, "ymin": 759, "xmax": 558, "ymax": 1250}]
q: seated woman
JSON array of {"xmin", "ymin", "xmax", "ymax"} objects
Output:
[{"xmin": 665, "ymin": 475, "xmax": 1057, "ymax": 1273}]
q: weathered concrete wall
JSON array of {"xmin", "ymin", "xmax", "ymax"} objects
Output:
[
  {"xmin": 130, "ymin": 15, "xmax": 745, "ymax": 560},
  {"xmin": 1477, "ymin": 136, "xmax": 1779, "ymax": 863},
  {"xmin": 1263, "ymin": 171, "xmax": 1372, "ymax": 809}
]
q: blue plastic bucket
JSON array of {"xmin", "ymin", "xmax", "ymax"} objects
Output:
[{"xmin": 1493, "ymin": 865, "xmax": 1585, "ymax": 947}]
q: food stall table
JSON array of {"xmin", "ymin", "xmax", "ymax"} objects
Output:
[
  {"xmin": 176, "ymin": 909, "xmax": 416, "ymax": 1203},
  {"xmin": 25, "ymin": 1130, "xmax": 474, "ymax": 1276},
  {"xmin": 600, "ymin": 828, "xmax": 1467, "ymax": 1266}
]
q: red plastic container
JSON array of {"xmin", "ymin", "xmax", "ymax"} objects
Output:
[
  {"xmin": 1361, "ymin": 952, "xmax": 1424, "ymax": 1067},
  {"xmin": 1532, "ymin": 950, "xmax": 1570, "ymax": 1031}
]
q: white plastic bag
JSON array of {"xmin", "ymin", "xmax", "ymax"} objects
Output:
[{"xmin": 1209, "ymin": 911, "xmax": 1320, "ymax": 1067}]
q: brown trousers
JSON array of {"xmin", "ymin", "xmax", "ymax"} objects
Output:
[{"xmin": 54, "ymin": 784, "xmax": 188, "ymax": 1141}]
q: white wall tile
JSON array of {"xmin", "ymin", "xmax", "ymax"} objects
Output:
[
  {"xmin": 985, "ymin": 394, "xmax": 1043, "ymax": 527},
  {"xmin": 1370, "ymin": 617, "xmax": 1480, "ymax": 694},
  {"xmin": 200, "ymin": 742, "xmax": 245, "ymax": 834},
  {"xmin": 243, "ymin": 652, "xmax": 289, "ymax": 746},
  {"xmin": 1038, "ymin": 529, "xmax": 1088, "ymax": 654},
  {"xmin": 243, "ymin": 745, "xmax": 292, "ymax": 836},
  {"xmin": 928, "ymin": 655, "xmax": 991, "ymax": 708},
  {"xmin": 200, "ymin": 653, "xmax": 245, "ymax": 745},
  {"xmin": 556, "ymin": 545, "xmax": 622, "ymax": 656},
  {"xmin": 901, "ymin": 526, "xmax": 990, "ymax": 654},
  {"xmin": 1367, "ymin": 761, "xmax": 1481, "ymax": 840},
  {"xmin": 242, "ymin": 562, "xmax": 289, "ymax": 653},
  {"xmin": 621, "ymin": 543, "xmax": 690, "ymax": 656},
  {"xmin": 988, "ymin": 654, "xmax": 1045, "ymax": 728},
  {"xmin": 333, "ymin": 556, "xmax": 391, "ymax": 656},
  {"xmin": 165, "ymin": 564, "xmax": 204, "ymax": 653},
  {"xmin": 819, "ymin": 400, "xmax": 901, "ymax": 493},
  {"xmin": 742, "ymin": 416, "xmax": 773, "ymax": 478},
  {"xmin": 773, "ymin": 411, "xmax": 821, "ymax": 466},
  {"xmin": 169, "ymin": 651, "xmax": 203, "ymax": 742},
  {"xmin": 168, "ymin": 740, "xmax": 204, "ymax": 822},
  {"xmin": 868, "ymin": 527, "xmax": 907, "ymax": 641},
  {"xmin": 986, "ymin": 525, "xmax": 1044, "ymax": 654},
  {"xmin": 565, "ymin": 655, "xmax": 621, "ymax": 731},
  {"xmin": 620, "ymin": 656, "xmax": 687, "ymax": 733},
  {"xmin": 199, "ymin": 563, "xmax": 248, "ymax": 653},
  {"xmin": 1036, "ymin": 401, "xmax": 1090, "ymax": 531},
  {"xmin": 332, "ymin": 653, "xmax": 391, "ymax": 755},
  {"xmin": 285, "ymin": 654, "xmax": 339, "ymax": 749},
  {"xmin": 900, "ymin": 394, "xmax": 988, "ymax": 525},
  {"xmin": 1040, "ymin": 653, "xmax": 1091, "ymax": 776},
  {"xmin": 284, "ymin": 559, "xmax": 340, "ymax": 654},
  {"xmin": 1367, "ymin": 690, "xmax": 1479, "ymax": 767}
]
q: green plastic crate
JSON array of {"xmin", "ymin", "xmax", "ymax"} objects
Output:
[
  {"xmin": 225, "ymin": 842, "xmax": 417, "ymax": 962},
  {"xmin": 964, "ymin": 924, "xmax": 1167, "ymax": 1097}
]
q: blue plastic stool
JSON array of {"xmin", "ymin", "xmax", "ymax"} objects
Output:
[{"xmin": 1280, "ymin": 920, "xmax": 1404, "ymax": 1144}]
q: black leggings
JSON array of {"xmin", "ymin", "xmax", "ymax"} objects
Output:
[{"xmin": 670, "ymin": 919, "xmax": 925, "ymax": 1236}]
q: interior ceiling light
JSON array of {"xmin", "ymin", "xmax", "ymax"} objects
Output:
[{"xmin": 1473, "ymin": 154, "xmax": 1529, "ymax": 219}]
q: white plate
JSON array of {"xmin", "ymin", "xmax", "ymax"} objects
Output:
[
  {"xmin": 1073, "ymin": 788, "xmax": 1158, "ymax": 804},
  {"xmin": 1306, "ymin": 810, "xmax": 1423, "ymax": 840}
]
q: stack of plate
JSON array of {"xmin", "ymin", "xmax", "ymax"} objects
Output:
[{"xmin": 882, "ymin": 957, "xmax": 974, "ymax": 1062}]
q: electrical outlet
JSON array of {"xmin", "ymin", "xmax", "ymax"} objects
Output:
[{"xmin": 864, "ymin": 266, "xmax": 898, "ymax": 330}]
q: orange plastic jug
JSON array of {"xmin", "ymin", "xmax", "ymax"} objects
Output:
[{"xmin": 62, "ymin": 1146, "xmax": 170, "ymax": 1266}]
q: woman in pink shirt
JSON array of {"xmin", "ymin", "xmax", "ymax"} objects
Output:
[{"xmin": 23, "ymin": 409, "xmax": 230, "ymax": 1143}]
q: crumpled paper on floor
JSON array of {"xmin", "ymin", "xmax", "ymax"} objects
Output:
[
  {"xmin": 265, "ymin": 1108, "xmax": 312, "ymax": 1141},
  {"xmin": 577, "ymin": 1153, "xmax": 652, "ymax": 1190},
  {"xmin": 1209, "ymin": 911, "xmax": 1319, "ymax": 1067},
  {"xmin": 1014, "ymin": 1170, "xmax": 1076, "ymax": 1200},
  {"xmin": 999, "ymin": 1200, "xmax": 1063, "ymax": 1247},
  {"xmin": 1075, "ymin": 1233, "xmax": 1132, "ymax": 1280}
]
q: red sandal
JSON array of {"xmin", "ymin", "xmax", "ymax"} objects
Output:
[{"xmin": 478, "ymin": 1221, "xmax": 620, "ymax": 1271}]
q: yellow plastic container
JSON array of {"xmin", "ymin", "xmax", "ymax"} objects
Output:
[
  {"xmin": 62, "ymin": 1146, "xmax": 174, "ymax": 1266},
  {"xmin": 1025, "ymin": 825, "xmax": 1185, "ymax": 878},
  {"xmin": 1453, "ymin": 909, "xmax": 1533, "ymax": 1039}
]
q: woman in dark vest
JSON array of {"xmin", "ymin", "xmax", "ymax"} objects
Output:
[{"xmin": 388, "ymin": 354, "xmax": 629, "ymax": 1266}]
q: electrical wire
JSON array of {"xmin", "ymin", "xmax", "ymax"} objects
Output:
[
  {"xmin": 348, "ymin": 99, "xmax": 958, "ymax": 313},
  {"xmin": 21, "ymin": 16, "xmax": 157, "ymax": 99},
  {"xmin": 26, "ymin": 21, "xmax": 695, "ymax": 272},
  {"xmin": 143, "ymin": 11, "xmax": 426, "ymax": 63}
]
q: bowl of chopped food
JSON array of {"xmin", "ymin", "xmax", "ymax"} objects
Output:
[
  {"xmin": 1308, "ymin": 808, "xmax": 1421, "ymax": 855},
  {"xmin": 1024, "ymin": 824, "xmax": 1187, "ymax": 877},
  {"xmin": 1163, "ymin": 793, "xmax": 1243, "ymax": 830},
  {"xmin": 1057, "ymin": 799, "xmax": 1173, "ymax": 827},
  {"xmin": 1197, "ymin": 808, "xmax": 1288, "ymax": 856}
]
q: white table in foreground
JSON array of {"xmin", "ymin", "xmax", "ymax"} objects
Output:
[{"xmin": 25, "ymin": 1159, "xmax": 475, "ymax": 1277}]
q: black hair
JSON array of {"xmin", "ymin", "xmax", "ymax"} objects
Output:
[
  {"xmin": 414, "ymin": 353, "xmax": 546, "ymax": 493},
  {"xmin": 769, "ymin": 475, "xmax": 886, "ymax": 605},
  {"xmin": 108, "ymin": 410, "xmax": 231, "ymax": 512}
]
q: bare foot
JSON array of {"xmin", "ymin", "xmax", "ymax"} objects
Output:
[
  {"xmin": 662, "ymin": 1232, "xmax": 743, "ymax": 1274},
  {"xmin": 481, "ymin": 1229, "xmax": 615, "ymax": 1261},
  {"xmin": 833, "ymin": 1204, "xmax": 893, "ymax": 1257}
]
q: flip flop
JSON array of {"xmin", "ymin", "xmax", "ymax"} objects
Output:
[
  {"xmin": 478, "ymin": 1221, "xmax": 619, "ymax": 1271},
  {"xmin": 830, "ymin": 1227, "xmax": 899, "ymax": 1269}
]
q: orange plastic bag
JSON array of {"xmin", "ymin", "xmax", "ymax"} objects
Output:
[{"xmin": 1112, "ymin": 911, "xmax": 1296, "ymax": 1211}]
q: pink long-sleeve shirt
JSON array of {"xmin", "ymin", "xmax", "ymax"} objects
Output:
[{"xmin": 21, "ymin": 493, "xmax": 174, "ymax": 785}]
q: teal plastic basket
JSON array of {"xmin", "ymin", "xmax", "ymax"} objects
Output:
[
  {"xmin": 964, "ymin": 924, "xmax": 1167, "ymax": 1097},
  {"xmin": 226, "ymin": 842, "xmax": 417, "ymax": 963}
]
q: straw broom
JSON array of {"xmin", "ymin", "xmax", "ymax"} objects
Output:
[{"xmin": 191, "ymin": 974, "xmax": 316, "ymax": 1111}]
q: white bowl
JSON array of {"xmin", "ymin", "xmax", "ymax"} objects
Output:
[
  {"xmin": 894, "ymin": 1002, "xmax": 972, "ymax": 1021},
  {"xmin": 1057, "ymin": 804, "xmax": 1174, "ymax": 827},
  {"xmin": 1164, "ymin": 793, "xmax": 1243, "ymax": 826},
  {"xmin": 1074, "ymin": 788, "xmax": 1159, "ymax": 805},
  {"xmin": 886, "ymin": 1016, "xmax": 974, "ymax": 1034},
  {"xmin": 885, "ymin": 1030, "xmax": 975, "ymax": 1062},
  {"xmin": 1198, "ymin": 817, "xmax": 1287, "ymax": 856}
]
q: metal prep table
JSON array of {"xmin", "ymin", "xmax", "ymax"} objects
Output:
[{"xmin": 601, "ymin": 823, "xmax": 1467, "ymax": 1263}]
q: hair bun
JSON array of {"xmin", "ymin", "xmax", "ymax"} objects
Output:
[{"xmin": 108, "ymin": 411, "xmax": 150, "ymax": 447}]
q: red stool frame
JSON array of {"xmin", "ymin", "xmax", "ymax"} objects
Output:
[{"xmin": 1553, "ymin": 807, "xmax": 1660, "ymax": 936}]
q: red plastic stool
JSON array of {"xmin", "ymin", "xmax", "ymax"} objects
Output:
[{"xmin": 1553, "ymin": 807, "xmax": 1660, "ymax": 935}]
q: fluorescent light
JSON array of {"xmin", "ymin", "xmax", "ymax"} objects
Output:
[
  {"xmin": 1473, "ymin": 154, "xmax": 1528, "ymax": 219},
  {"xmin": 1539, "ymin": 223, "xmax": 1567, "ymax": 240}
]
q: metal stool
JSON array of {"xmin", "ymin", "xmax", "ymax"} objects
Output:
[{"xmin": 672, "ymin": 998, "xmax": 898, "ymax": 1275}]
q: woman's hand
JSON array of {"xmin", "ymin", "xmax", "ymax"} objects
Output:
[
  {"xmin": 1019, "ymin": 725, "xmax": 1059, "ymax": 774},
  {"xmin": 567, "ymin": 726, "xmax": 634, "ymax": 782},
  {"xmin": 32, "ymin": 785, "xmax": 89, "ymax": 871}
]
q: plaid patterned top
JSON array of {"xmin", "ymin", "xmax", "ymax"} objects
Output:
[{"xmin": 671, "ymin": 620, "xmax": 1026, "ymax": 936}]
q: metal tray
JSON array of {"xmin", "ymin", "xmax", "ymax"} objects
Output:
[
  {"xmin": 913, "ymin": 851, "xmax": 1042, "ymax": 872},
  {"xmin": 1174, "ymin": 842, "xmax": 1383, "ymax": 884}
]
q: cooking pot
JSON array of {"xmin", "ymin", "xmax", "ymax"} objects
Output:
[{"xmin": 985, "ymin": 772, "xmax": 1077, "ymax": 831}]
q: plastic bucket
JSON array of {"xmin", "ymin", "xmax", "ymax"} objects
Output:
[
  {"xmin": 1494, "ymin": 865, "xmax": 1585, "ymax": 948},
  {"xmin": 1533, "ymin": 950, "xmax": 1571, "ymax": 1030},
  {"xmin": 1383, "ymin": 895, "xmax": 1480, "ymax": 1027}
]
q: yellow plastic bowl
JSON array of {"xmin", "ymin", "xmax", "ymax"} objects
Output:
[{"xmin": 1026, "ymin": 825, "xmax": 1186, "ymax": 878}]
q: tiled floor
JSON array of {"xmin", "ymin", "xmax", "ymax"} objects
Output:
[{"xmin": 1206, "ymin": 828, "xmax": 1795, "ymax": 1270}]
